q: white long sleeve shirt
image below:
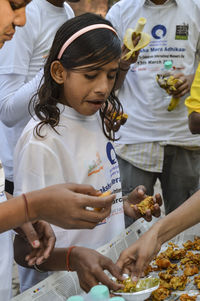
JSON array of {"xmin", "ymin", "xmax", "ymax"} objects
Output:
[{"xmin": 0, "ymin": 0, "xmax": 74, "ymax": 181}]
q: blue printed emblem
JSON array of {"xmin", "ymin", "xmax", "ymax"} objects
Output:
[
  {"xmin": 106, "ymin": 142, "xmax": 116, "ymax": 165},
  {"xmin": 151, "ymin": 25, "xmax": 167, "ymax": 39}
]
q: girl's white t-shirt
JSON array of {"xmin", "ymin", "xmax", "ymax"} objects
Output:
[{"xmin": 14, "ymin": 105, "xmax": 125, "ymax": 249}]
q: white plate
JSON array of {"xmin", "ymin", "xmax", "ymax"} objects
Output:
[{"xmin": 112, "ymin": 283, "xmax": 160, "ymax": 301}]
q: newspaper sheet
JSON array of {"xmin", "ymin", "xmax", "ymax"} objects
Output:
[{"xmin": 11, "ymin": 218, "xmax": 200, "ymax": 301}]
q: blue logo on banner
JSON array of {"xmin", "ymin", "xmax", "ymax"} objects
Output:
[{"xmin": 151, "ymin": 25, "xmax": 167, "ymax": 39}]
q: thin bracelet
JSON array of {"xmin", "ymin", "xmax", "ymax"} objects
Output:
[
  {"xmin": 22, "ymin": 193, "xmax": 30, "ymax": 223},
  {"xmin": 66, "ymin": 246, "xmax": 76, "ymax": 271},
  {"xmin": 34, "ymin": 263, "xmax": 45, "ymax": 273},
  {"xmin": 119, "ymin": 65, "xmax": 130, "ymax": 72}
]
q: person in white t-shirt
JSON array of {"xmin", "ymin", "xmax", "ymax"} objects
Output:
[
  {"xmin": 106, "ymin": 0, "xmax": 200, "ymax": 227},
  {"xmin": 13, "ymin": 13, "xmax": 162, "ymax": 292},
  {"xmin": 0, "ymin": 0, "xmax": 76, "ymax": 195}
]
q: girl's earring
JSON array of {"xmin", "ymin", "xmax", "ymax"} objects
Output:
[{"xmin": 50, "ymin": 60, "xmax": 64, "ymax": 84}]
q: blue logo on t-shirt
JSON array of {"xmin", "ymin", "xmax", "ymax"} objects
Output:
[
  {"xmin": 151, "ymin": 25, "xmax": 167, "ymax": 39},
  {"xmin": 106, "ymin": 142, "xmax": 117, "ymax": 165}
]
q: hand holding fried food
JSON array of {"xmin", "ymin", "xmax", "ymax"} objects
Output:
[
  {"xmin": 124, "ymin": 186, "xmax": 162, "ymax": 222},
  {"xmin": 94, "ymin": 191, "xmax": 112, "ymax": 212},
  {"xmin": 131, "ymin": 195, "xmax": 155, "ymax": 215}
]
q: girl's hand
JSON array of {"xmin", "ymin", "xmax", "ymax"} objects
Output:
[
  {"xmin": 25, "ymin": 221, "xmax": 56, "ymax": 266},
  {"xmin": 14, "ymin": 221, "xmax": 56, "ymax": 267},
  {"xmin": 19, "ymin": 221, "xmax": 56, "ymax": 266},
  {"xmin": 70, "ymin": 247, "xmax": 124, "ymax": 292},
  {"xmin": 116, "ymin": 228, "xmax": 162, "ymax": 279},
  {"xmin": 123, "ymin": 185, "xmax": 162, "ymax": 222}
]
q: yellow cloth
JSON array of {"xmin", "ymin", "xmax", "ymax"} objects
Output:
[{"xmin": 185, "ymin": 63, "xmax": 200, "ymax": 115}]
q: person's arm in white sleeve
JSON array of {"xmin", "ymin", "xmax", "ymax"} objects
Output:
[{"xmin": 0, "ymin": 69, "xmax": 43, "ymax": 127}]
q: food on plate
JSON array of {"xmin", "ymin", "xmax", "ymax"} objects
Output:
[{"xmin": 115, "ymin": 276, "xmax": 159, "ymax": 293}]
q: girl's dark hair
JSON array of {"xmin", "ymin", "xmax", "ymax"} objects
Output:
[{"xmin": 32, "ymin": 12, "xmax": 123, "ymax": 141}]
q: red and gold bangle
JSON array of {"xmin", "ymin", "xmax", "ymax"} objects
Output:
[
  {"xmin": 22, "ymin": 193, "xmax": 30, "ymax": 223},
  {"xmin": 66, "ymin": 246, "xmax": 76, "ymax": 271}
]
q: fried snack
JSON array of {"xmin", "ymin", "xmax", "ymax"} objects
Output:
[
  {"xmin": 168, "ymin": 242, "xmax": 179, "ymax": 248},
  {"xmin": 183, "ymin": 264, "xmax": 199, "ymax": 276},
  {"xmin": 183, "ymin": 237, "xmax": 200, "ymax": 251},
  {"xmin": 194, "ymin": 275, "xmax": 200, "ymax": 289},
  {"xmin": 183, "ymin": 240, "xmax": 194, "ymax": 250},
  {"xmin": 169, "ymin": 248, "xmax": 187, "ymax": 260},
  {"xmin": 116, "ymin": 277, "xmax": 137, "ymax": 293},
  {"xmin": 181, "ymin": 251, "xmax": 200, "ymax": 266},
  {"xmin": 169, "ymin": 275, "xmax": 188, "ymax": 290},
  {"xmin": 159, "ymin": 272, "xmax": 174, "ymax": 283},
  {"xmin": 180, "ymin": 294, "xmax": 197, "ymax": 301},
  {"xmin": 193, "ymin": 236, "xmax": 200, "ymax": 250},
  {"xmin": 159, "ymin": 279, "xmax": 171, "ymax": 290},
  {"xmin": 94, "ymin": 191, "xmax": 111, "ymax": 212},
  {"xmin": 131, "ymin": 195, "xmax": 155, "ymax": 215},
  {"xmin": 155, "ymin": 258, "xmax": 171, "ymax": 269},
  {"xmin": 151, "ymin": 286, "xmax": 171, "ymax": 301}
]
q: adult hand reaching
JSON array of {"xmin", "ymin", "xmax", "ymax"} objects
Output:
[
  {"xmin": 116, "ymin": 226, "xmax": 162, "ymax": 279},
  {"xmin": 70, "ymin": 246, "xmax": 124, "ymax": 292}
]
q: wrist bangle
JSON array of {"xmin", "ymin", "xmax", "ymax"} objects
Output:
[
  {"xmin": 33, "ymin": 263, "xmax": 45, "ymax": 273},
  {"xmin": 66, "ymin": 246, "xmax": 76, "ymax": 271},
  {"xmin": 22, "ymin": 193, "xmax": 30, "ymax": 223},
  {"xmin": 119, "ymin": 66, "xmax": 130, "ymax": 72}
]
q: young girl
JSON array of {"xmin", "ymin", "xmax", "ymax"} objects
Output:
[{"xmin": 13, "ymin": 13, "xmax": 161, "ymax": 291}]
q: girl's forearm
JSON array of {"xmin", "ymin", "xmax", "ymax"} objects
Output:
[
  {"xmin": 0, "ymin": 195, "xmax": 28, "ymax": 232},
  {"xmin": 0, "ymin": 190, "xmax": 44, "ymax": 233},
  {"xmin": 154, "ymin": 189, "xmax": 200, "ymax": 245}
]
